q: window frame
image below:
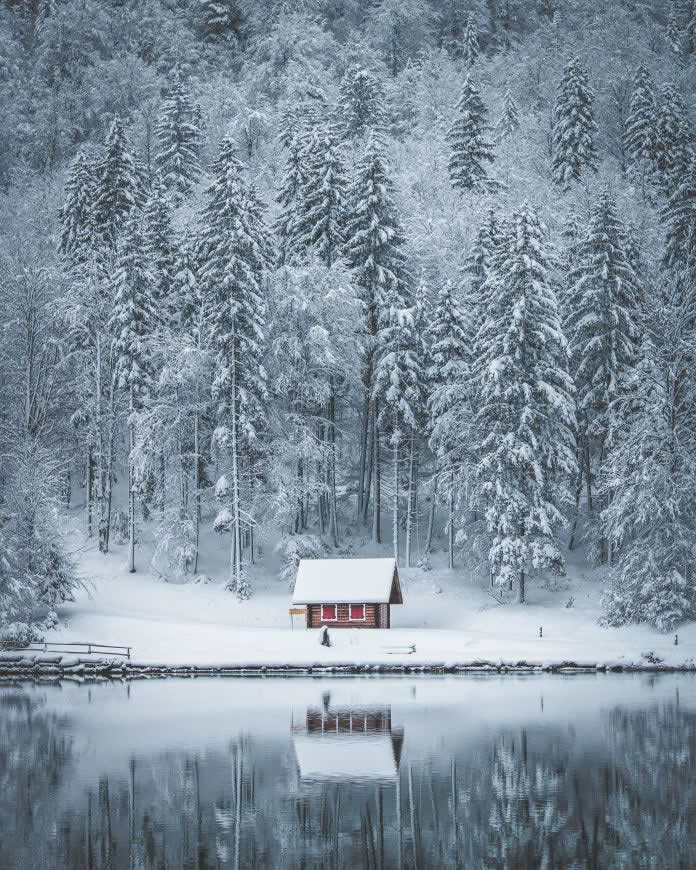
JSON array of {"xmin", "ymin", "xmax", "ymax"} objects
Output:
[
  {"xmin": 321, "ymin": 603, "xmax": 338, "ymax": 622},
  {"xmin": 349, "ymin": 603, "xmax": 366, "ymax": 622}
]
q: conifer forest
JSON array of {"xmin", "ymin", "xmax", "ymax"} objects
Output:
[{"xmin": 3, "ymin": 0, "xmax": 696, "ymax": 644}]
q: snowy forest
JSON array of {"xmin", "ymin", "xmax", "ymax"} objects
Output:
[{"xmin": 1, "ymin": 0, "xmax": 696, "ymax": 643}]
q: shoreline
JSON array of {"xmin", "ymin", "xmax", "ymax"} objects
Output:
[{"xmin": 1, "ymin": 652, "xmax": 695, "ymax": 680}]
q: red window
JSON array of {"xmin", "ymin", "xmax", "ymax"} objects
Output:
[
  {"xmin": 349, "ymin": 604, "xmax": 365, "ymax": 621},
  {"xmin": 321, "ymin": 604, "xmax": 337, "ymax": 621}
]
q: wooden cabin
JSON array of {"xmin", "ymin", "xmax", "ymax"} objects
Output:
[{"xmin": 292, "ymin": 558, "xmax": 403, "ymax": 629}]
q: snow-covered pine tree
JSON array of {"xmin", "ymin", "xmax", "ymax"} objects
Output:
[
  {"xmin": 155, "ymin": 68, "xmax": 202, "ymax": 202},
  {"xmin": 296, "ymin": 125, "xmax": 349, "ymax": 268},
  {"xmin": 603, "ymin": 280, "xmax": 696, "ymax": 631},
  {"xmin": 344, "ymin": 132, "xmax": 410, "ymax": 539},
  {"xmin": 198, "ymin": 0, "xmax": 242, "ymax": 43},
  {"xmin": 143, "ymin": 174, "xmax": 177, "ymax": 323},
  {"xmin": 653, "ymin": 83, "xmax": 693, "ymax": 198},
  {"xmin": 496, "ymin": 88, "xmax": 520, "ymax": 141},
  {"xmin": 663, "ymin": 158, "xmax": 696, "ymax": 273},
  {"xmin": 338, "ymin": 64, "xmax": 386, "ymax": 142},
  {"xmin": 374, "ymin": 302, "xmax": 423, "ymax": 565},
  {"xmin": 274, "ymin": 132, "xmax": 307, "ymax": 266},
  {"xmin": 476, "ymin": 204, "xmax": 576, "ymax": 602},
  {"xmin": 552, "ymin": 56, "xmax": 597, "ymax": 190},
  {"xmin": 447, "ymin": 75, "xmax": 499, "ymax": 194},
  {"xmin": 426, "ymin": 280, "xmax": 470, "ymax": 570},
  {"xmin": 198, "ymin": 137, "xmax": 272, "ymax": 597},
  {"xmin": 564, "ymin": 189, "xmax": 642, "ymax": 562},
  {"xmin": 461, "ymin": 13, "xmax": 480, "ymax": 68},
  {"xmin": 667, "ymin": 0, "xmax": 683, "ymax": 58},
  {"xmin": 58, "ymin": 148, "xmax": 99, "ymax": 266},
  {"xmin": 109, "ymin": 215, "xmax": 158, "ymax": 573},
  {"xmin": 623, "ymin": 64, "xmax": 656, "ymax": 185},
  {"xmin": 92, "ymin": 116, "xmax": 141, "ymax": 253}
]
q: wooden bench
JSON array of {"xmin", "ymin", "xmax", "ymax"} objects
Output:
[{"xmin": 381, "ymin": 643, "xmax": 416, "ymax": 655}]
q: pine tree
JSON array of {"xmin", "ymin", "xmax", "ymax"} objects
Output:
[
  {"xmin": 109, "ymin": 216, "xmax": 158, "ymax": 573},
  {"xmin": 92, "ymin": 116, "xmax": 140, "ymax": 253},
  {"xmin": 58, "ymin": 148, "xmax": 99, "ymax": 266},
  {"xmin": 624, "ymin": 64, "xmax": 656, "ymax": 182},
  {"xmin": 476, "ymin": 204, "xmax": 576, "ymax": 601},
  {"xmin": 374, "ymin": 303, "xmax": 423, "ymax": 564},
  {"xmin": 603, "ymin": 284, "xmax": 696, "ymax": 631},
  {"xmin": 296, "ymin": 126, "xmax": 349, "ymax": 268},
  {"xmin": 274, "ymin": 133, "xmax": 307, "ymax": 266},
  {"xmin": 565, "ymin": 190, "xmax": 642, "ymax": 561},
  {"xmin": 663, "ymin": 158, "xmax": 696, "ymax": 273},
  {"xmin": 427, "ymin": 281, "xmax": 470, "ymax": 569},
  {"xmin": 653, "ymin": 84, "xmax": 692, "ymax": 197},
  {"xmin": 447, "ymin": 76, "xmax": 498, "ymax": 194},
  {"xmin": 143, "ymin": 174, "xmax": 177, "ymax": 322},
  {"xmin": 338, "ymin": 64, "xmax": 386, "ymax": 141},
  {"xmin": 552, "ymin": 57, "xmax": 597, "ymax": 189},
  {"xmin": 155, "ymin": 68, "xmax": 202, "ymax": 201},
  {"xmin": 668, "ymin": 0, "xmax": 683, "ymax": 58},
  {"xmin": 199, "ymin": 0, "xmax": 242, "ymax": 43},
  {"xmin": 345, "ymin": 133, "xmax": 410, "ymax": 538},
  {"xmin": 496, "ymin": 88, "xmax": 520, "ymax": 141},
  {"xmin": 198, "ymin": 137, "xmax": 272, "ymax": 597},
  {"xmin": 461, "ymin": 13, "xmax": 480, "ymax": 68}
]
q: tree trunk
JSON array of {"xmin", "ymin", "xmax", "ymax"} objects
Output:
[
  {"xmin": 230, "ymin": 338, "xmax": 243, "ymax": 589},
  {"xmin": 447, "ymin": 469, "xmax": 454, "ymax": 570},
  {"xmin": 193, "ymin": 406, "xmax": 200, "ymax": 575},
  {"xmin": 518, "ymin": 568, "xmax": 525, "ymax": 604},
  {"xmin": 358, "ymin": 375, "xmax": 372, "ymax": 517},
  {"xmin": 405, "ymin": 429, "xmax": 415, "ymax": 567},
  {"xmin": 328, "ymin": 384, "xmax": 339, "ymax": 547},
  {"xmin": 362, "ymin": 404, "xmax": 374, "ymax": 525},
  {"xmin": 392, "ymin": 416, "xmax": 399, "ymax": 565},
  {"xmin": 372, "ymin": 412, "xmax": 381, "ymax": 544},
  {"xmin": 86, "ymin": 446, "xmax": 94, "ymax": 538},
  {"xmin": 568, "ymin": 441, "xmax": 584, "ymax": 551},
  {"xmin": 128, "ymin": 383, "xmax": 136, "ymax": 573},
  {"xmin": 425, "ymin": 472, "xmax": 437, "ymax": 554}
]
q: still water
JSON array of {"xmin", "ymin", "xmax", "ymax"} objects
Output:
[{"xmin": 0, "ymin": 674, "xmax": 694, "ymax": 869}]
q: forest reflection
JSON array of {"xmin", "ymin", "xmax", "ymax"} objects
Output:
[{"xmin": 1, "ymin": 687, "xmax": 694, "ymax": 869}]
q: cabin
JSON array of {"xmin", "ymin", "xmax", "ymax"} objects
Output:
[
  {"xmin": 292, "ymin": 558, "xmax": 403, "ymax": 629},
  {"xmin": 292, "ymin": 704, "xmax": 404, "ymax": 782}
]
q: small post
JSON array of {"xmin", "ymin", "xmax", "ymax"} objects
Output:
[
  {"xmin": 88, "ymin": 643, "xmax": 91, "ymax": 655},
  {"xmin": 539, "ymin": 626, "xmax": 543, "ymax": 638},
  {"xmin": 675, "ymin": 634, "xmax": 679, "ymax": 646}
]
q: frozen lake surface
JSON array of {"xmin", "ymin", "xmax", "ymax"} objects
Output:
[{"xmin": 1, "ymin": 674, "xmax": 694, "ymax": 869}]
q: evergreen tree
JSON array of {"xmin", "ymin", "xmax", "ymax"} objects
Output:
[
  {"xmin": 447, "ymin": 75, "xmax": 498, "ymax": 194},
  {"xmin": 427, "ymin": 280, "xmax": 470, "ymax": 569},
  {"xmin": 198, "ymin": 0, "xmax": 243, "ymax": 43},
  {"xmin": 345, "ymin": 133, "xmax": 410, "ymax": 538},
  {"xmin": 296, "ymin": 126, "xmax": 349, "ymax": 268},
  {"xmin": 496, "ymin": 88, "xmax": 520, "ymax": 141},
  {"xmin": 552, "ymin": 57, "xmax": 597, "ymax": 189},
  {"xmin": 624, "ymin": 64, "xmax": 656, "ymax": 181},
  {"xmin": 668, "ymin": 0, "xmax": 683, "ymax": 58},
  {"xmin": 374, "ymin": 303, "xmax": 423, "ymax": 564},
  {"xmin": 109, "ymin": 216, "xmax": 158, "ymax": 573},
  {"xmin": 461, "ymin": 13, "xmax": 480, "ymax": 68},
  {"xmin": 92, "ymin": 116, "xmax": 140, "ymax": 253},
  {"xmin": 143, "ymin": 174, "xmax": 177, "ymax": 322},
  {"xmin": 155, "ymin": 68, "xmax": 202, "ymax": 201},
  {"xmin": 476, "ymin": 204, "xmax": 576, "ymax": 601},
  {"xmin": 603, "ymin": 284, "xmax": 696, "ymax": 631},
  {"xmin": 274, "ymin": 132, "xmax": 307, "ymax": 266},
  {"xmin": 565, "ymin": 190, "xmax": 642, "ymax": 561},
  {"xmin": 653, "ymin": 83, "xmax": 692, "ymax": 197},
  {"xmin": 198, "ymin": 137, "xmax": 272, "ymax": 597},
  {"xmin": 338, "ymin": 64, "xmax": 386, "ymax": 141},
  {"xmin": 663, "ymin": 158, "xmax": 696, "ymax": 273},
  {"xmin": 58, "ymin": 148, "xmax": 99, "ymax": 266}
]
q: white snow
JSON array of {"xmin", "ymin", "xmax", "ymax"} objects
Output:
[{"xmin": 292, "ymin": 557, "xmax": 399, "ymax": 604}]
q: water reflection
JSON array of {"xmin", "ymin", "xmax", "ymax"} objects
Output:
[{"xmin": 0, "ymin": 678, "xmax": 694, "ymax": 869}]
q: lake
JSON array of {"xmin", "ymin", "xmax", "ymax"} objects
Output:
[{"xmin": 1, "ymin": 674, "xmax": 694, "ymax": 869}]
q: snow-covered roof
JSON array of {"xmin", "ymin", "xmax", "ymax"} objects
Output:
[
  {"xmin": 293, "ymin": 734, "xmax": 399, "ymax": 780},
  {"xmin": 292, "ymin": 558, "xmax": 402, "ymax": 605}
]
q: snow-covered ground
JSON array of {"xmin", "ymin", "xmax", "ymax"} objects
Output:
[{"xmin": 48, "ymin": 509, "xmax": 696, "ymax": 669}]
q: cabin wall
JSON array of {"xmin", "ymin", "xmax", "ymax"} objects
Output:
[{"xmin": 307, "ymin": 604, "xmax": 386, "ymax": 629}]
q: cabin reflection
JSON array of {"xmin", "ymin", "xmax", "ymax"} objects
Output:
[{"xmin": 293, "ymin": 704, "xmax": 404, "ymax": 782}]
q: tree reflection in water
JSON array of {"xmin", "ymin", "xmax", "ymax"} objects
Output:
[{"xmin": 0, "ymin": 687, "xmax": 694, "ymax": 869}]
